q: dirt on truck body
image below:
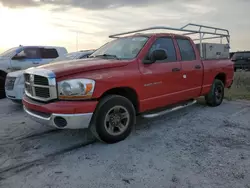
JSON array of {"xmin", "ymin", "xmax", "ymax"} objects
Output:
[{"xmin": 22, "ymin": 23, "xmax": 234, "ymax": 144}]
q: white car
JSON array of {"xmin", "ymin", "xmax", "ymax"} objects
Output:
[
  {"xmin": 5, "ymin": 50, "xmax": 95, "ymax": 103},
  {"xmin": 0, "ymin": 45, "xmax": 68, "ymax": 98}
]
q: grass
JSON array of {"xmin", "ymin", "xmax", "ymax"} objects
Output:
[{"xmin": 225, "ymin": 71, "xmax": 250, "ymax": 100}]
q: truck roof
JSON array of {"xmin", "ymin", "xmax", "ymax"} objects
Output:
[{"xmin": 17, "ymin": 45, "xmax": 66, "ymax": 49}]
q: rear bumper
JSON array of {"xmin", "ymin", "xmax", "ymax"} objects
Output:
[{"xmin": 22, "ymin": 96, "xmax": 98, "ymax": 129}]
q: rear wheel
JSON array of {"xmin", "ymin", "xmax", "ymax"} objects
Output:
[
  {"xmin": 90, "ymin": 95, "xmax": 136, "ymax": 144},
  {"xmin": 0, "ymin": 72, "xmax": 6, "ymax": 99},
  {"xmin": 205, "ymin": 79, "xmax": 225, "ymax": 107}
]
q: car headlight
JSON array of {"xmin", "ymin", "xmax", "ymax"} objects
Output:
[
  {"xmin": 57, "ymin": 79, "xmax": 95, "ymax": 100},
  {"xmin": 18, "ymin": 75, "xmax": 25, "ymax": 85}
]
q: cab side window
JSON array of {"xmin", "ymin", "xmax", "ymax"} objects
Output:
[
  {"xmin": 15, "ymin": 48, "xmax": 41, "ymax": 59},
  {"xmin": 176, "ymin": 38, "xmax": 196, "ymax": 61},
  {"xmin": 40, "ymin": 48, "xmax": 59, "ymax": 59},
  {"xmin": 147, "ymin": 37, "xmax": 177, "ymax": 62}
]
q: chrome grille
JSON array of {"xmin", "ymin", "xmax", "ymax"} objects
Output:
[
  {"xmin": 35, "ymin": 87, "xmax": 50, "ymax": 98},
  {"xmin": 24, "ymin": 73, "xmax": 57, "ymax": 102},
  {"xmin": 34, "ymin": 75, "xmax": 49, "ymax": 86},
  {"xmin": 5, "ymin": 77, "xmax": 16, "ymax": 90}
]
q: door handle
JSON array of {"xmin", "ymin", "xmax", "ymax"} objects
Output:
[
  {"xmin": 172, "ymin": 68, "xmax": 181, "ymax": 72},
  {"xmin": 32, "ymin": 62, "xmax": 39, "ymax": 64},
  {"xmin": 195, "ymin": 65, "xmax": 201, "ymax": 69}
]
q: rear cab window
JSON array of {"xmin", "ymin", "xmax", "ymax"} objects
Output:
[
  {"xmin": 40, "ymin": 48, "xmax": 59, "ymax": 59},
  {"xmin": 176, "ymin": 38, "xmax": 196, "ymax": 61}
]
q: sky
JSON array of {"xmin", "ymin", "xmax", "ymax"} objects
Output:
[{"xmin": 0, "ymin": 0, "xmax": 249, "ymax": 53}]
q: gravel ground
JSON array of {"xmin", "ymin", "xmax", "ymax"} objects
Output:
[{"xmin": 0, "ymin": 98, "xmax": 250, "ymax": 188}]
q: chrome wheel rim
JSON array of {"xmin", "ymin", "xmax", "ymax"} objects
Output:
[
  {"xmin": 104, "ymin": 106, "xmax": 130, "ymax": 136},
  {"xmin": 215, "ymin": 85, "xmax": 223, "ymax": 101}
]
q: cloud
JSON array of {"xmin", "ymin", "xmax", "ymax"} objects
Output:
[
  {"xmin": 0, "ymin": 0, "xmax": 249, "ymax": 52},
  {"xmin": 0, "ymin": 0, "xmax": 200, "ymax": 9},
  {"xmin": 0, "ymin": 0, "xmax": 39, "ymax": 8}
]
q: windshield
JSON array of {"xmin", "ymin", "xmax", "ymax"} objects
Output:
[
  {"xmin": 90, "ymin": 36, "xmax": 149, "ymax": 60},
  {"xmin": 51, "ymin": 52, "xmax": 84, "ymax": 62},
  {"xmin": 232, "ymin": 52, "xmax": 250, "ymax": 60},
  {"xmin": 0, "ymin": 47, "xmax": 20, "ymax": 57}
]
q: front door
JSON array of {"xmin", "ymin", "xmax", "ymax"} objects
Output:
[
  {"xmin": 11, "ymin": 47, "xmax": 42, "ymax": 71},
  {"xmin": 139, "ymin": 37, "xmax": 183, "ymax": 111}
]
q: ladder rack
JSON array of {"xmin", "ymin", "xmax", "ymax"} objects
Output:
[{"xmin": 108, "ymin": 23, "xmax": 230, "ymax": 59}]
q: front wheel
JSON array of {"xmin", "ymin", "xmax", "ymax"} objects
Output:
[
  {"xmin": 205, "ymin": 79, "xmax": 225, "ymax": 107},
  {"xmin": 90, "ymin": 95, "xmax": 136, "ymax": 144},
  {"xmin": 0, "ymin": 74, "xmax": 6, "ymax": 99}
]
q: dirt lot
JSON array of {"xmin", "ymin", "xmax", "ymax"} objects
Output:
[
  {"xmin": 0, "ymin": 97, "xmax": 250, "ymax": 188},
  {"xmin": 225, "ymin": 71, "xmax": 250, "ymax": 100}
]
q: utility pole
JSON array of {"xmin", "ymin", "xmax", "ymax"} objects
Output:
[{"xmin": 76, "ymin": 32, "xmax": 79, "ymax": 51}]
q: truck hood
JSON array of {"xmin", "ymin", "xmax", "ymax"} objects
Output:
[
  {"xmin": 7, "ymin": 69, "xmax": 25, "ymax": 78},
  {"xmin": 38, "ymin": 58, "xmax": 130, "ymax": 78}
]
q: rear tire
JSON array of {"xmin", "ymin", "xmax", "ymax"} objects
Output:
[
  {"xmin": 90, "ymin": 95, "xmax": 136, "ymax": 144},
  {"xmin": 205, "ymin": 79, "xmax": 225, "ymax": 107},
  {"xmin": 0, "ymin": 72, "xmax": 6, "ymax": 99}
]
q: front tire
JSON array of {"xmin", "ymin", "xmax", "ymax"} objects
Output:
[
  {"xmin": 90, "ymin": 95, "xmax": 136, "ymax": 144},
  {"xmin": 205, "ymin": 79, "xmax": 225, "ymax": 107},
  {"xmin": 0, "ymin": 73, "xmax": 6, "ymax": 99}
]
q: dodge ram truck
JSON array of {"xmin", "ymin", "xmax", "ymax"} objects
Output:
[{"xmin": 22, "ymin": 23, "xmax": 234, "ymax": 144}]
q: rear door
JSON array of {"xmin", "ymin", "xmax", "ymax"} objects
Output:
[
  {"xmin": 175, "ymin": 37, "xmax": 203, "ymax": 99},
  {"xmin": 139, "ymin": 36, "xmax": 183, "ymax": 111}
]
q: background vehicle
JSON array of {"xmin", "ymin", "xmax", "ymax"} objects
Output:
[
  {"xmin": 231, "ymin": 51, "xmax": 250, "ymax": 71},
  {"xmin": 5, "ymin": 50, "xmax": 95, "ymax": 103},
  {"xmin": 22, "ymin": 23, "xmax": 234, "ymax": 144},
  {"xmin": 0, "ymin": 45, "xmax": 68, "ymax": 99}
]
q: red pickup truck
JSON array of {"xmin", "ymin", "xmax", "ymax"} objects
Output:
[{"xmin": 22, "ymin": 23, "xmax": 234, "ymax": 144}]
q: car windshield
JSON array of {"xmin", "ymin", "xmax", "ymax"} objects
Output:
[
  {"xmin": 232, "ymin": 52, "xmax": 250, "ymax": 60},
  {"xmin": 0, "ymin": 47, "xmax": 20, "ymax": 57},
  {"xmin": 51, "ymin": 52, "xmax": 84, "ymax": 62},
  {"xmin": 90, "ymin": 36, "xmax": 149, "ymax": 60}
]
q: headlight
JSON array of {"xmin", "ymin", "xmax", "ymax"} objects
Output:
[
  {"xmin": 57, "ymin": 79, "xmax": 95, "ymax": 100},
  {"xmin": 18, "ymin": 75, "xmax": 25, "ymax": 85}
]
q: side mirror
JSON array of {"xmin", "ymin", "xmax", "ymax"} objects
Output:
[{"xmin": 149, "ymin": 49, "xmax": 167, "ymax": 62}]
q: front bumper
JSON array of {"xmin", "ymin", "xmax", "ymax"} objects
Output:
[
  {"xmin": 5, "ymin": 84, "xmax": 24, "ymax": 101},
  {"xmin": 23, "ymin": 106, "xmax": 93, "ymax": 129},
  {"xmin": 22, "ymin": 96, "xmax": 98, "ymax": 129}
]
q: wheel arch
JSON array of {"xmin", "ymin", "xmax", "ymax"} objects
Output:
[
  {"xmin": 0, "ymin": 70, "xmax": 7, "ymax": 77},
  {"xmin": 99, "ymin": 87, "xmax": 140, "ymax": 114},
  {"xmin": 215, "ymin": 73, "xmax": 226, "ymax": 85}
]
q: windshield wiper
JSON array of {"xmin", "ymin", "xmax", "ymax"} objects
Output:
[{"xmin": 94, "ymin": 54, "xmax": 120, "ymax": 60}]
